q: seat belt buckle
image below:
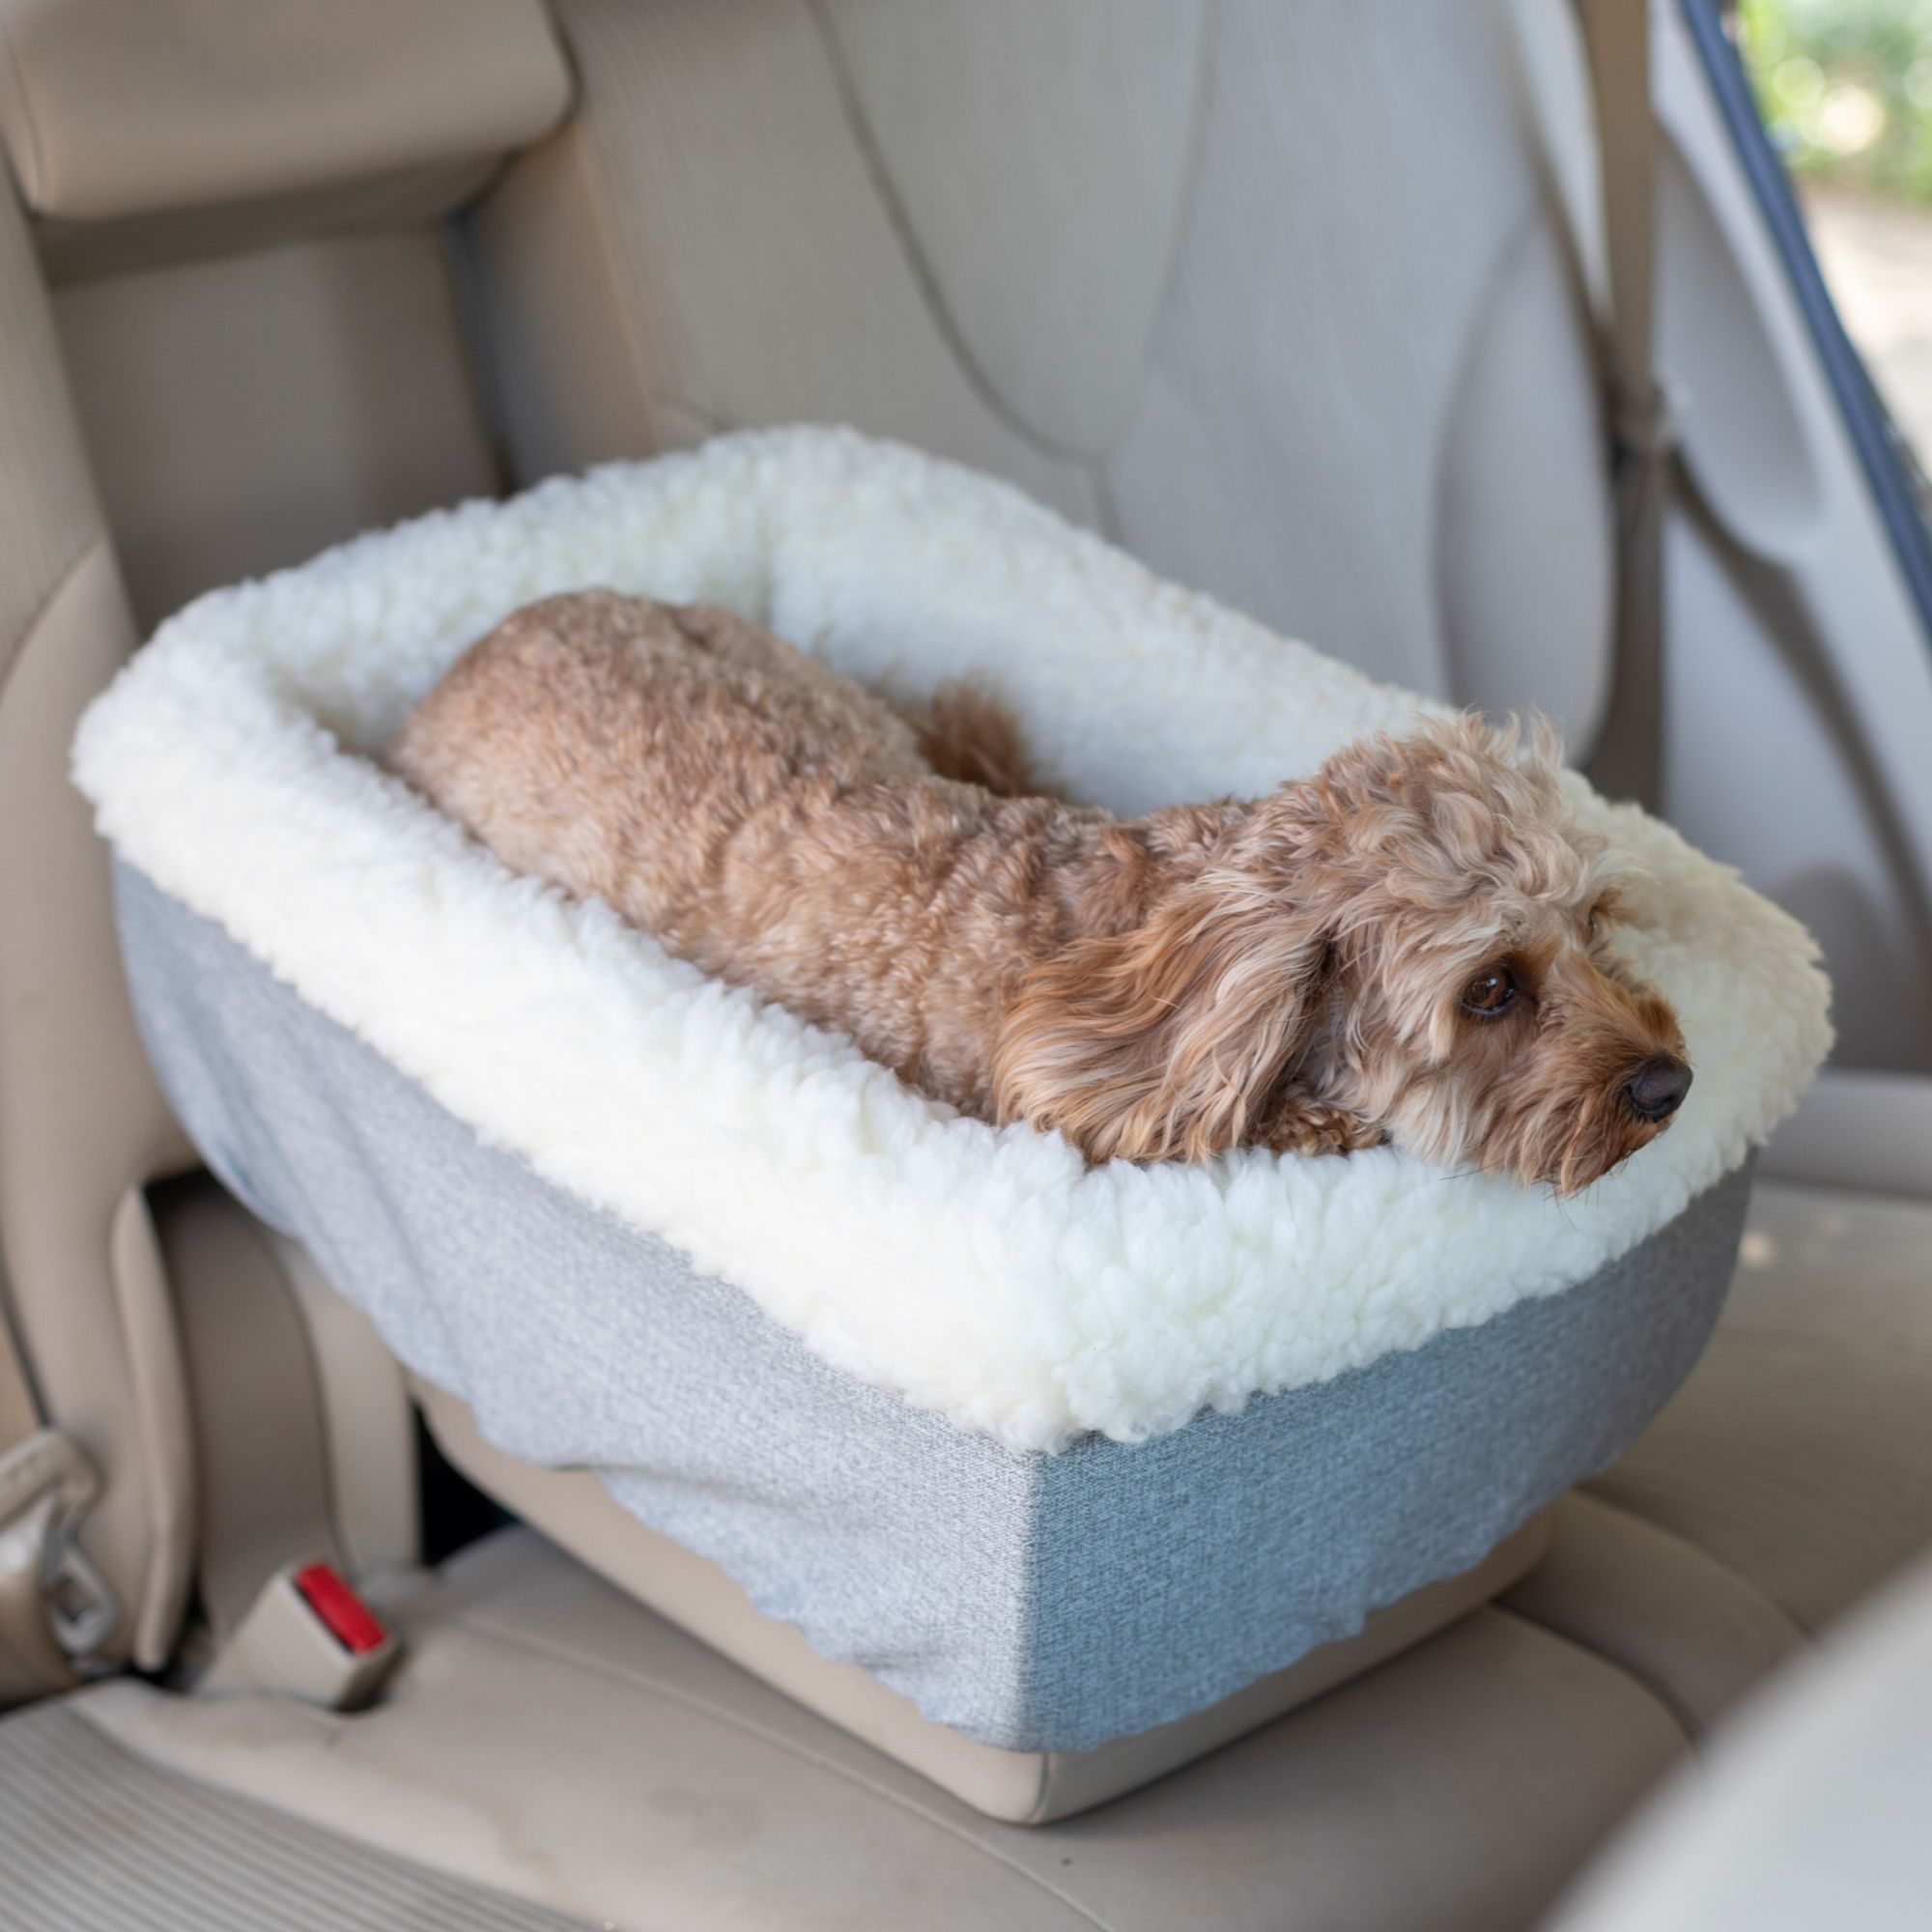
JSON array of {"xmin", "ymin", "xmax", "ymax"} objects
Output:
[
  {"xmin": 42, "ymin": 1517, "xmax": 119, "ymax": 1662},
  {"xmin": 0, "ymin": 1427, "xmax": 120, "ymax": 1682},
  {"xmin": 203, "ymin": 1559, "xmax": 402, "ymax": 1712}
]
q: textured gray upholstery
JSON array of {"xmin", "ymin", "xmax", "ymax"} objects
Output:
[{"xmin": 0, "ymin": 1701, "xmax": 590, "ymax": 1932}]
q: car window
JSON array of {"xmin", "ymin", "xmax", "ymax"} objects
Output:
[{"xmin": 1735, "ymin": 0, "xmax": 1932, "ymax": 475}]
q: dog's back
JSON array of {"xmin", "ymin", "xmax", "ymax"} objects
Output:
[
  {"xmin": 393, "ymin": 591, "xmax": 926, "ymax": 940},
  {"xmin": 392, "ymin": 591, "xmax": 1101, "ymax": 1111}
]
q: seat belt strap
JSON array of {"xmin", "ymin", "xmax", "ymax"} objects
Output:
[{"xmin": 1579, "ymin": 0, "xmax": 1674, "ymax": 810}]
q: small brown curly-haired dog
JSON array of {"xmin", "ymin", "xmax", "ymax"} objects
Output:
[{"xmin": 394, "ymin": 590, "xmax": 1690, "ymax": 1192}]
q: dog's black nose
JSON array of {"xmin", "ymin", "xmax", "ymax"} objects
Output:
[{"xmin": 1624, "ymin": 1055, "xmax": 1691, "ymax": 1122}]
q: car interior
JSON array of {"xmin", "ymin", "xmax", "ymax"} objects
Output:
[{"xmin": 0, "ymin": 1, "xmax": 1929, "ymax": 1927}]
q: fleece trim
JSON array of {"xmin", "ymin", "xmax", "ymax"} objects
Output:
[{"xmin": 72, "ymin": 427, "xmax": 1832, "ymax": 1452}]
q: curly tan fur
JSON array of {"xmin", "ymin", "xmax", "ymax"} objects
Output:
[
  {"xmin": 393, "ymin": 591, "xmax": 1690, "ymax": 1191},
  {"xmin": 917, "ymin": 679, "xmax": 1037, "ymax": 797}
]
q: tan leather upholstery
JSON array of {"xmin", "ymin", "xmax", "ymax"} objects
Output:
[
  {"xmin": 0, "ymin": 0, "xmax": 540, "ymax": 1690},
  {"xmin": 55, "ymin": 230, "xmax": 503, "ymax": 628},
  {"xmin": 0, "ymin": 539, "xmax": 195, "ymax": 1677},
  {"xmin": 1548, "ymin": 1549, "xmax": 1932, "ymax": 1932},
  {"xmin": 268, "ymin": 1237, "xmax": 418, "ymax": 1587},
  {"xmin": 417, "ymin": 1377, "xmax": 1550, "ymax": 1823},
  {"xmin": 33, "ymin": 163, "xmax": 529, "ymax": 287},
  {"xmin": 0, "ymin": 16, "xmax": 1915, "ymax": 1920},
  {"xmin": 1504, "ymin": 1492, "xmax": 1804, "ymax": 1732},
  {"xmin": 1589, "ymin": 1181, "xmax": 1932, "ymax": 1633},
  {"xmin": 464, "ymin": 0, "xmax": 1616, "ymax": 745},
  {"xmin": 0, "ymin": 0, "xmax": 570, "ymax": 228},
  {"xmin": 69, "ymin": 1525, "xmax": 1689, "ymax": 1932},
  {"xmin": 0, "ymin": 164, "xmax": 198, "ymax": 1684},
  {"xmin": 0, "ymin": 167, "xmax": 95, "ymax": 664},
  {"xmin": 156, "ymin": 1179, "xmax": 386, "ymax": 1639}
]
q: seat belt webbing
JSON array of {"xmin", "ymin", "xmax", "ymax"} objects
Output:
[{"xmin": 1579, "ymin": 0, "xmax": 1672, "ymax": 811}]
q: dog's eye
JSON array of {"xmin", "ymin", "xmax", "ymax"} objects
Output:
[{"xmin": 1462, "ymin": 965, "xmax": 1518, "ymax": 1016}]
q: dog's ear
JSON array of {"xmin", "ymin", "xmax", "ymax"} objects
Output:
[{"xmin": 991, "ymin": 874, "xmax": 1331, "ymax": 1163}]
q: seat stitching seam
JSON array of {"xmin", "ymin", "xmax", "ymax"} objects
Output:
[
  {"xmin": 1568, "ymin": 1485, "xmax": 1816, "ymax": 1641},
  {"xmin": 0, "ymin": 529, "xmax": 102, "ymax": 708},
  {"xmin": 1489, "ymin": 1602, "xmax": 1708, "ymax": 1761},
  {"xmin": 1096, "ymin": 0, "xmax": 1218, "ymax": 483},
  {"xmin": 802, "ymin": 0, "xmax": 1100, "ymax": 474},
  {"xmin": 0, "ymin": 24, "xmax": 49, "ymax": 212},
  {"xmin": 549, "ymin": 97, "xmax": 676, "ymax": 461}
]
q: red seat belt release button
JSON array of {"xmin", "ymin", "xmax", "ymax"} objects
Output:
[
  {"xmin": 294, "ymin": 1562, "xmax": 388, "ymax": 1656},
  {"xmin": 204, "ymin": 1559, "xmax": 403, "ymax": 1710}
]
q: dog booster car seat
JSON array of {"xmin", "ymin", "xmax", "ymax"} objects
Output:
[{"xmin": 74, "ymin": 428, "xmax": 1830, "ymax": 1811}]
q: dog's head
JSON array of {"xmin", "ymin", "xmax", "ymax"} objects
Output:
[{"xmin": 993, "ymin": 715, "xmax": 1689, "ymax": 1192}]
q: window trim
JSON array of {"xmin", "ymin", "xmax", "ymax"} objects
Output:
[{"xmin": 1684, "ymin": 0, "xmax": 1932, "ymax": 643}]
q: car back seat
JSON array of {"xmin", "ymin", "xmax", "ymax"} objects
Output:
[{"xmin": 0, "ymin": 0, "xmax": 1924, "ymax": 1923}]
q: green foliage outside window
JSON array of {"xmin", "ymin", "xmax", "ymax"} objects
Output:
[{"xmin": 1738, "ymin": 0, "xmax": 1932, "ymax": 201}]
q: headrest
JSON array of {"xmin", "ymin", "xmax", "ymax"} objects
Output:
[{"xmin": 0, "ymin": 0, "xmax": 569, "ymax": 250}]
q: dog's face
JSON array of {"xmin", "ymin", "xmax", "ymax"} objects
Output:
[
  {"xmin": 994, "ymin": 715, "xmax": 1689, "ymax": 1191},
  {"xmin": 1287, "ymin": 721, "xmax": 1689, "ymax": 1191}
]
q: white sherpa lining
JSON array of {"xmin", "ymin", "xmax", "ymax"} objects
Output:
[{"xmin": 73, "ymin": 428, "xmax": 1831, "ymax": 1453}]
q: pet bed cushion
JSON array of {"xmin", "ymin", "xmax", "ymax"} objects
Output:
[{"xmin": 75, "ymin": 428, "xmax": 1829, "ymax": 1752}]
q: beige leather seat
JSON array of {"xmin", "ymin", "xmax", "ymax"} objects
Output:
[
  {"xmin": 0, "ymin": 0, "xmax": 1926, "ymax": 1924},
  {"xmin": 1588, "ymin": 1179, "xmax": 1932, "ymax": 1634},
  {"xmin": 0, "ymin": 0, "xmax": 574, "ymax": 1701},
  {"xmin": 1549, "ymin": 1546, "xmax": 1932, "ymax": 1931}
]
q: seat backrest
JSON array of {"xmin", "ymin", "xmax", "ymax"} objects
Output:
[
  {"xmin": 466, "ymin": 0, "xmax": 1612, "ymax": 742},
  {"xmin": 0, "ymin": 0, "xmax": 569, "ymax": 1680}
]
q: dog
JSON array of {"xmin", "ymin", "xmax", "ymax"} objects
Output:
[{"xmin": 392, "ymin": 590, "xmax": 1690, "ymax": 1192}]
